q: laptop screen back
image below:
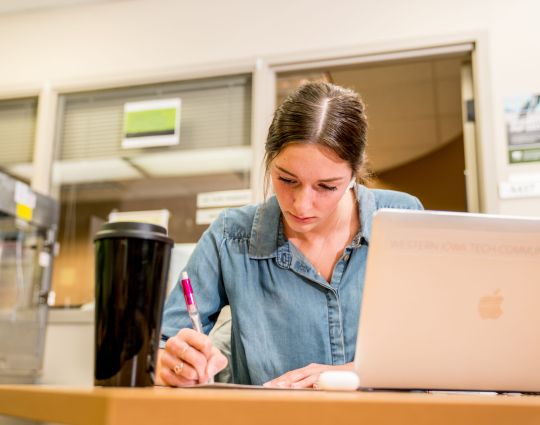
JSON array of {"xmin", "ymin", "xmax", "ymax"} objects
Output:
[{"xmin": 354, "ymin": 209, "xmax": 540, "ymax": 392}]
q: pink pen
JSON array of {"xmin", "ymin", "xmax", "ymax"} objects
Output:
[{"xmin": 181, "ymin": 271, "xmax": 214, "ymax": 383}]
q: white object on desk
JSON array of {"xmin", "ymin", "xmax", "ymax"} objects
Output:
[{"xmin": 318, "ymin": 371, "xmax": 360, "ymax": 391}]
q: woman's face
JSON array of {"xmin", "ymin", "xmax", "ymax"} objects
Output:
[{"xmin": 271, "ymin": 143, "xmax": 354, "ymax": 234}]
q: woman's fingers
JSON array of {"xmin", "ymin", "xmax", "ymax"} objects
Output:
[
  {"xmin": 160, "ymin": 349, "xmax": 199, "ymax": 381},
  {"xmin": 162, "ymin": 328, "xmax": 230, "ymax": 384},
  {"xmin": 205, "ymin": 346, "xmax": 228, "ymax": 380},
  {"xmin": 159, "ymin": 359, "xmax": 198, "ymax": 387},
  {"xmin": 291, "ymin": 374, "xmax": 319, "ymax": 388},
  {"xmin": 177, "ymin": 343, "xmax": 211, "ymax": 383},
  {"xmin": 160, "ymin": 328, "xmax": 230, "ymax": 386},
  {"xmin": 263, "ymin": 364, "xmax": 326, "ymax": 388},
  {"xmin": 263, "ymin": 363, "xmax": 354, "ymax": 388},
  {"xmin": 163, "ymin": 328, "xmax": 215, "ymax": 384},
  {"xmin": 263, "ymin": 366, "xmax": 314, "ymax": 387},
  {"xmin": 178, "ymin": 328, "xmax": 214, "ymax": 358}
]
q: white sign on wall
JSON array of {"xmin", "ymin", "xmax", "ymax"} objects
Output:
[
  {"xmin": 197, "ymin": 189, "xmax": 252, "ymax": 208},
  {"xmin": 196, "ymin": 207, "xmax": 226, "ymax": 225},
  {"xmin": 108, "ymin": 209, "xmax": 170, "ymax": 229},
  {"xmin": 499, "ymin": 180, "xmax": 540, "ymax": 199}
]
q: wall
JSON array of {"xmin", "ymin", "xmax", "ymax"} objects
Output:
[
  {"xmin": 0, "ymin": 0, "xmax": 490, "ymax": 91},
  {"xmin": 0, "ymin": 0, "xmax": 539, "ymax": 216}
]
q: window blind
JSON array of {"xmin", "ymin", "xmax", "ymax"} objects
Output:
[
  {"xmin": 58, "ymin": 74, "xmax": 252, "ymax": 161},
  {"xmin": 0, "ymin": 98, "xmax": 38, "ymax": 166}
]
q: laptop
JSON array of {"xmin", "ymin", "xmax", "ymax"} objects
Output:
[{"xmin": 354, "ymin": 209, "xmax": 540, "ymax": 393}]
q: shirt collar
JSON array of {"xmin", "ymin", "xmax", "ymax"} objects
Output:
[
  {"xmin": 248, "ymin": 195, "xmax": 291, "ymax": 268},
  {"xmin": 248, "ymin": 184, "xmax": 377, "ymax": 261},
  {"xmin": 353, "ymin": 183, "xmax": 376, "ymax": 245}
]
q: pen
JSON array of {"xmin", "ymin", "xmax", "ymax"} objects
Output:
[{"xmin": 181, "ymin": 271, "xmax": 214, "ymax": 383}]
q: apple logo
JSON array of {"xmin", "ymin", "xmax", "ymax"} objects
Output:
[{"xmin": 478, "ymin": 289, "xmax": 504, "ymax": 319}]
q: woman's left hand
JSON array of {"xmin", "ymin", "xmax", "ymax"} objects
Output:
[{"xmin": 263, "ymin": 362, "xmax": 354, "ymax": 388}]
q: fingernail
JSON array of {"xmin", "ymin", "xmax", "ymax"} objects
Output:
[
  {"xmin": 263, "ymin": 382, "xmax": 271, "ymax": 387},
  {"xmin": 313, "ymin": 383, "xmax": 320, "ymax": 389},
  {"xmin": 276, "ymin": 381, "xmax": 286, "ymax": 387},
  {"xmin": 208, "ymin": 366, "xmax": 217, "ymax": 376},
  {"xmin": 291, "ymin": 382, "xmax": 299, "ymax": 388}
]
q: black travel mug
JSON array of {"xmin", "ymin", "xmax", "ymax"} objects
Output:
[{"xmin": 93, "ymin": 221, "xmax": 173, "ymax": 387}]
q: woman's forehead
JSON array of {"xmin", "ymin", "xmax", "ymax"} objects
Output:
[{"xmin": 273, "ymin": 144, "xmax": 351, "ymax": 179}]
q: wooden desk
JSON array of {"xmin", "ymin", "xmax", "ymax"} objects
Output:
[{"xmin": 0, "ymin": 385, "xmax": 539, "ymax": 425}]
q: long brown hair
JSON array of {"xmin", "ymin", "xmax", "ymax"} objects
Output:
[{"xmin": 262, "ymin": 81, "xmax": 370, "ymax": 200}]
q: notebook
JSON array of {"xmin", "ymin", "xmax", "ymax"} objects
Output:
[{"xmin": 354, "ymin": 209, "xmax": 540, "ymax": 392}]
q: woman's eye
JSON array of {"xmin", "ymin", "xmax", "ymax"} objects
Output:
[
  {"xmin": 320, "ymin": 184, "xmax": 338, "ymax": 192},
  {"xmin": 278, "ymin": 176, "xmax": 337, "ymax": 191},
  {"xmin": 278, "ymin": 176, "xmax": 296, "ymax": 185}
]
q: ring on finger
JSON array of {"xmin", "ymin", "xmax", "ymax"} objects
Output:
[
  {"xmin": 181, "ymin": 345, "xmax": 189, "ymax": 361},
  {"xmin": 174, "ymin": 363, "xmax": 184, "ymax": 375}
]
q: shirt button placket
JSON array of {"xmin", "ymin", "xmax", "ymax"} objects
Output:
[{"xmin": 326, "ymin": 290, "xmax": 345, "ymax": 365}]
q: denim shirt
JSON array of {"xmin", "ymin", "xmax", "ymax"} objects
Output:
[{"xmin": 160, "ymin": 185, "xmax": 423, "ymax": 385}]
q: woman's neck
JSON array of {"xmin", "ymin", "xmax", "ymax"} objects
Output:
[{"xmin": 283, "ymin": 189, "xmax": 359, "ymax": 281}]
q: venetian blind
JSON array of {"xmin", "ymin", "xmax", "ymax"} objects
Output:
[
  {"xmin": 0, "ymin": 98, "xmax": 38, "ymax": 166},
  {"xmin": 58, "ymin": 74, "xmax": 252, "ymax": 160}
]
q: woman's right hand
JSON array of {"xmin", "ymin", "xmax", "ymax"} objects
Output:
[{"xmin": 156, "ymin": 328, "xmax": 228, "ymax": 387}]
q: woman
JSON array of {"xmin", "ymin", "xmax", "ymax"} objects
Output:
[{"xmin": 156, "ymin": 82, "xmax": 423, "ymax": 388}]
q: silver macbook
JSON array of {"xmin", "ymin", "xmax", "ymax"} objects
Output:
[{"xmin": 354, "ymin": 209, "xmax": 540, "ymax": 392}]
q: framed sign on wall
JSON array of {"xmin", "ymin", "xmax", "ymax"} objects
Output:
[
  {"xmin": 122, "ymin": 98, "xmax": 181, "ymax": 149},
  {"xmin": 505, "ymin": 94, "xmax": 540, "ymax": 164}
]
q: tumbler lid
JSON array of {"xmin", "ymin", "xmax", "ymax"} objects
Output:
[{"xmin": 93, "ymin": 221, "xmax": 174, "ymax": 245}]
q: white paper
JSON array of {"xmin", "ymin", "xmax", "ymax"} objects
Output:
[
  {"xmin": 39, "ymin": 251, "xmax": 50, "ymax": 268},
  {"xmin": 14, "ymin": 181, "xmax": 36, "ymax": 208},
  {"xmin": 181, "ymin": 383, "xmax": 319, "ymax": 391}
]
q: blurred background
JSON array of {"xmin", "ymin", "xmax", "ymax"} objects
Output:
[{"xmin": 0, "ymin": 0, "xmax": 539, "ymax": 386}]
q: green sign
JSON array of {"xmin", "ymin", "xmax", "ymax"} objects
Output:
[
  {"xmin": 122, "ymin": 98, "xmax": 181, "ymax": 149},
  {"xmin": 509, "ymin": 148, "xmax": 540, "ymax": 164},
  {"xmin": 125, "ymin": 108, "xmax": 177, "ymax": 138}
]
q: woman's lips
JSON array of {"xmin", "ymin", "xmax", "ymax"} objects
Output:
[{"xmin": 288, "ymin": 212, "xmax": 315, "ymax": 223}]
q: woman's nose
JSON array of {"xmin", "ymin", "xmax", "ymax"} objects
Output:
[{"xmin": 293, "ymin": 188, "xmax": 312, "ymax": 215}]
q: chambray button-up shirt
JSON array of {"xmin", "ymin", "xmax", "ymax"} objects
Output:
[{"xmin": 160, "ymin": 185, "xmax": 423, "ymax": 385}]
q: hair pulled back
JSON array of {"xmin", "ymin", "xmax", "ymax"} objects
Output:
[{"xmin": 263, "ymin": 81, "xmax": 369, "ymax": 199}]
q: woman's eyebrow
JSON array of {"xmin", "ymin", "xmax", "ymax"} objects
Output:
[
  {"xmin": 319, "ymin": 176, "xmax": 345, "ymax": 183},
  {"xmin": 275, "ymin": 165, "xmax": 297, "ymax": 177},
  {"xmin": 274, "ymin": 165, "xmax": 345, "ymax": 183}
]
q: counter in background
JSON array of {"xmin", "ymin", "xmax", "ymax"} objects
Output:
[
  {"xmin": 40, "ymin": 243, "xmax": 197, "ymax": 386},
  {"xmin": 41, "ymin": 304, "xmax": 231, "ymax": 386},
  {"xmin": 41, "ymin": 309, "xmax": 94, "ymax": 386}
]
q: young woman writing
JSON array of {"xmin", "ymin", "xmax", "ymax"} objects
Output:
[{"xmin": 156, "ymin": 82, "xmax": 423, "ymax": 388}]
